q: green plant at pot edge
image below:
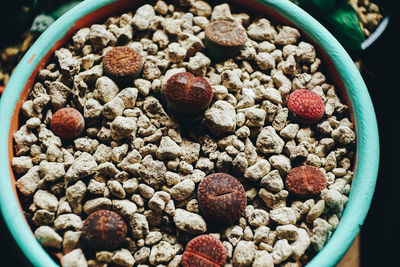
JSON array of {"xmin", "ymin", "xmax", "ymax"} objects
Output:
[{"xmin": 290, "ymin": 0, "xmax": 365, "ymax": 51}]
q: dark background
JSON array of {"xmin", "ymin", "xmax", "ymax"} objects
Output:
[
  {"xmin": 0, "ymin": 1, "xmax": 399, "ymax": 266},
  {"xmin": 358, "ymin": 1, "xmax": 399, "ymax": 266}
]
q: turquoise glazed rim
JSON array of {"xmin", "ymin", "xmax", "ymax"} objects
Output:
[{"xmin": 0, "ymin": 0, "xmax": 379, "ymax": 266}]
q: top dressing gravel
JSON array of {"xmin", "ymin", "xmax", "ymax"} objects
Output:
[{"xmin": 11, "ymin": 1, "xmax": 356, "ymax": 266}]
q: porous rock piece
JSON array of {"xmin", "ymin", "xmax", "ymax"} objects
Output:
[
  {"xmin": 16, "ymin": 166, "xmax": 40, "ymax": 196},
  {"xmin": 66, "ymin": 181, "xmax": 86, "ymax": 214},
  {"xmin": 61, "ymin": 248, "xmax": 87, "ymax": 267},
  {"xmin": 156, "ymin": 136, "xmax": 181, "ymax": 160},
  {"xmin": 271, "ymin": 239, "xmax": 293, "ymax": 264},
  {"xmin": 149, "ymin": 241, "xmax": 178, "ymax": 265},
  {"xmin": 54, "ymin": 214, "xmax": 83, "ymax": 231},
  {"xmin": 170, "ymin": 179, "xmax": 195, "ymax": 201},
  {"xmin": 232, "ymin": 240, "xmax": 255, "ymax": 267},
  {"xmin": 14, "ymin": 125, "xmax": 38, "ymax": 156},
  {"xmin": 132, "ymin": 4, "xmax": 156, "ymax": 31},
  {"xmin": 93, "ymin": 76, "xmax": 119, "ymax": 103},
  {"xmin": 110, "ymin": 116, "xmax": 136, "ymax": 141},
  {"xmin": 247, "ymin": 18, "xmax": 277, "ymax": 41},
  {"xmin": 256, "ymin": 126, "xmax": 285, "ymax": 154},
  {"xmin": 55, "ymin": 48, "xmax": 80, "ymax": 76},
  {"xmin": 205, "ymin": 100, "xmax": 236, "ymax": 136},
  {"xmin": 331, "ymin": 125, "xmax": 355, "ymax": 144},
  {"xmin": 88, "ymin": 24, "xmax": 115, "ymax": 50},
  {"xmin": 173, "ymin": 208, "xmax": 207, "ymax": 234},
  {"xmin": 148, "ymin": 191, "xmax": 170, "ymax": 212},
  {"xmin": 46, "ymin": 81, "xmax": 71, "ymax": 110},
  {"xmin": 129, "ymin": 213, "xmax": 149, "ymax": 239},
  {"xmin": 138, "ymin": 155, "xmax": 166, "ymax": 190},
  {"xmin": 34, "ymin": 190, "xmax": 58, "ymax": 212},
  {"xmin": 65, "ymin": 152, "xmax": 98, "ymax": 183},
  {"xmin": 112, "ymin": 248, "xmax": 135, "ymax": 267},
  {"xmin": 253, "ymin": 250, "xmax": 274, "ymax": 267},
  {"xmin": 291, "ymin": 228, "xmax": 311, "ymax": 260},
  {"xmin": 275, "ymin": 26, "xmax": 300, "ymax": 45},
  {"xmin": 11, "ymin": 156, "xmax": 33, "ymax": 175},
  {"xmin": 260, "ymin": 170, "xmax": 284, "ymax": 192},
  {"xmin": 178, "ymin": 32, "xmax": 205, "ymax": 58},
  {"xmin": 34, "ymin": 225, "xmax": 62, "ymax": 249},
  {"xmin": 310, "ymin": 218, "xmax": 332, "ymax": 251},
  {"xmin": 245, "ymin": 206, "xmax": 270, "ymax": 227},
  {"xmin": 270, "ymin": 207, "xmax": 297, "ymax": 225},
  {"xmin": 244, "ymin": 159, "xmax": 271, "ymax": 181}
]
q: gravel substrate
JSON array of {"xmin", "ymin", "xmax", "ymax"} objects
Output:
[{"xmin": 12, "ymin": 1, "xmax": 356, "ymax": 266}]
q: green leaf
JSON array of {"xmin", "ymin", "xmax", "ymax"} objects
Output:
[
  {"xmin": 48, "ymin": 1, "xmax": 82, "ymax": 19},
  {"xmin": 324, "ymin": 4, "xmax": 365, "ymax": 51},
  {"xmin": 310, "ymin": 0, "xmax": 335, "ymax": 12}
]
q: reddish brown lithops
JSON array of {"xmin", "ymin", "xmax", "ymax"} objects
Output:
[
  {"xmin": 205, "ymin": 20, "xmax": 247, "ymax": 60},
  {"xmin": 285, "ymin": 165, "xmax": 327, "ymax": 197},
  {"xmin": 103, "ymin": 46, "xmax": 143, "ymax": 82},
  {"xmin": 287, "ymin": 89, "xmax": 325, "ymax": 124},
  {"xmin": 197, "ymin": 173, "xmax": 246, "ymax": 224},
  {"xmin": 164, "ymin": 72, "xmax": 213, "ymax": 116},
  {"xmin": 182, "ymin": 235, "xmax": 227, "ymax": 267},
  {"xmin": 50, "ymin": 107, "xmax": 85, "ymax": 139},
  {"xmin": 81, "ymin": 210, "xmax": 127, "ymax": 251}
]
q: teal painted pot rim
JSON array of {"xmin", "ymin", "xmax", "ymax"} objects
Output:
[{"xmin": 0, "ymin": 0, "xmax": 379, "ymax": 266}]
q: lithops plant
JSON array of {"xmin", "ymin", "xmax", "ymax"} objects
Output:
[
  {"xmin": 102, "ymin": 46, "xmax": 143, "ymax": 83},
  {"xmin": 163, "ymin": 72, "xmax": 213, "ymax": 118},
  {"xmin": 182, "ymin": 235, "xmax": 227, "ymax": 267},
  {"xmin": 197, "ymin": 173, "xmax": 247, "ymax": 224},
  {"xmin": 81, "ymin": 210, "xmax": 127, "ymax": 251},
  {"xmin": 285, "ymin": 165, "xmax": 327, "ymax": 197},
  {"xmin": 50, "ymin": 107, "xmax": 85, "ymax": 139},
  {"xmin": 204, "ymin": 19, "xmax": 247, "ymax": 60}
]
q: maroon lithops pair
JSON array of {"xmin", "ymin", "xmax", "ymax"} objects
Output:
[
  {"xmin": 164, "ymin": 19, "xmax": 248, "ymax": 118},
  {"xmin": 164, "ymin": 72, "xmax": 213, "ymax": 117}
]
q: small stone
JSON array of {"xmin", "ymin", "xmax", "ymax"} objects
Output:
[
  {"xmin": 156, "ymin": 136, "xmax": 181, "ymax": 160},
  {"xmin": 270, "ymin": 207, "xmax": 297, "ymax": 225},
  {"xmin": 170, "ymin": 179, "xmax": 195, "ymax": 201},
  {"xmin": 205, "ymin": 100, "xmax": 236, "ymax": 136},
  {"xmin": 256, "ymin": 126, "xmax": 285, "ymax": 154},
  {"xmin": 54, "ymin": 214, "xmax": 83, "ymax": 231},
  {"xmin": 271, "ymin": 239, "xmax": 293, "ymax": 264},
  {"xmin": 173, "ymin": 208, "xmax": 207, "ymax": 234},
  {"xmin": 33, "ymin": 190, "xmax": 58, "ymax": 212},
  {"xmin": 232, "ymin": 240, "xmax": 255, "ymax": 267},
  {"xmin": 331, "ymin": 125, "xmax": 355, "ymax": 144},
  {"xmin": 149, "ymin": 241, "xmax": 178, "ymax": 265},
  {"xmin": 112, "ymin": 248, "xmax": 135, "ymax": 267},
  {"xmin": 132, "ymin": 4, "xmax": 155, "ymax": 31},
  {"xmin": 244, "ymin": 159, "xmax": 271, "ymax": 181},
  {"xmin": 34, "ymin": 226, "xmax": 62, "ymax": 249},
  {"xmin": 61, "ymin": 248, "xmax": 87, "ymax": 267}
]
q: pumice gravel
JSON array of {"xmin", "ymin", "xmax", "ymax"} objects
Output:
[{"xmin": 12, "ymin": 1, "xmax": 356, "ymax": 266}]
